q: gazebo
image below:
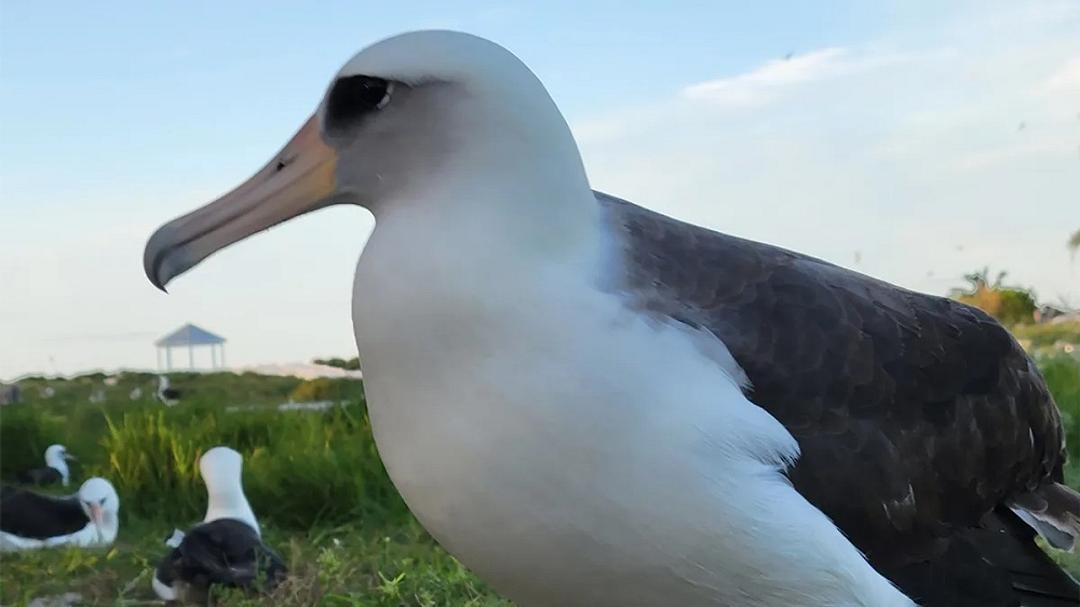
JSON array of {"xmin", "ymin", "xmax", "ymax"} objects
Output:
[{"xmin": 155, "ymin": 323, "xmax": 226, "ymax": 370}]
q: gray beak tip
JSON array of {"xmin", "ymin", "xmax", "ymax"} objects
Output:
[{"xmin": 144, "ymin": 225, "xmax": 185, "ymax": 293}]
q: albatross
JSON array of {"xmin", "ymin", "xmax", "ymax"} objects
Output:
[
  {"xmin": 0, "ymin": 477, "xmax": 120, "ymax": 551},
  {"xmin": 16, "ymin": 444, "xmax": 76, "ymax": 487},
  {"xmin": 156, "ymin": 375, "xmax": 181, "ymax": 406},
  {"xmin": 143, "ymin": 31, "xmax": 1079, "ymax": 606},
  {"xmin": 152, "ymin": 447, "xmax": 286, "ymax": 602}
]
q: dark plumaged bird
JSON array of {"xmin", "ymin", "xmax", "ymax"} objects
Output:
[
  {"xmin": 16, "ymin": 444, "xmax": 76, "ymax": 487},
  {"xmin": 157, "ymin": 375, "xmax": 181, "ymax": 406},
  {"xmin": 0, "ymin": 477, "xmax": 120, "ymax": 551},
  {"xmin": 152, "ymin": 447, "xmax": 286, "ymax": 602},
  {"xmin": 143, "ymin": 31, "xmax": 1080, "ymax": 606}
]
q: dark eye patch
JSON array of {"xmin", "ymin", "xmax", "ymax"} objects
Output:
[
  {"xmin": 99, "ymin": 497, "xmax": 107, "ymax": 505},
  {"xmin": 324, "ymin": 75, "xmax": 390, "ymax": 133}
]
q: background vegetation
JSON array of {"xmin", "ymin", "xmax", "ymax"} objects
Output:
[
  {"xmin": 0, "ymin": 373, "xmax": 507, "ymax": 606},
  {"xmin": 3, "ymin": 259, "xmax": 1079, "ymax": 604}
]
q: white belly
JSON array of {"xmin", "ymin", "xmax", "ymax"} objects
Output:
[{"xmin": 351, "ymin": 224, "xmax": 912, "ymax": 607}]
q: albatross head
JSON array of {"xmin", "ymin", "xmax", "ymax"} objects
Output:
[
  {"xmin": 144, "ymin": 30, "xmax": 588, "ymax": 291},
  {"xmin": 77, "ymin": 477, "xmax": 120, "ymax": 542},
  {"xmin": 200, "ymin": 446, "xmax": 260, "ymax": 535}
]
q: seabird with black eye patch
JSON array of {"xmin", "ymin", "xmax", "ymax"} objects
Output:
[{"xmin": 324, "ymin": 75, "xmax": 393, "ymax": 133}]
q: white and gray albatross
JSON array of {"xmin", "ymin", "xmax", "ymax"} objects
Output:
[
  {"xmin": 156, "ymin": 375, "xmax": 181, "ymax": 406},
  {"xmin": 151, "ymin": 447, "xmax": 286, "ymax": 602},
  {"xmin": 16, "ymin": 444, "xmax": 76, "ymax": 486},
  {"xmin": 0, "ymin": 477, "xmax": 120, "ymax": 551},
  {"xmin": 143, "ymin": 31, "xmax": 1080, "ymax": 607}
]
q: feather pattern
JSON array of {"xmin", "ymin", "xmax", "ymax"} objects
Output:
[{"xmin": 599, "ymin": 191, "xmax": 1077, "ymax": 605}]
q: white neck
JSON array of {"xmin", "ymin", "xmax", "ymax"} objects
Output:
[
  {"xmin": 205, "ymin": 488, "xmax": 260, "ymax": 536},
  {"xmin": 45, "ymin": 454, "xmax": 70, "ymax": 486}
]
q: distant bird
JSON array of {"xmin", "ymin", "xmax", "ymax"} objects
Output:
[
  {"xmin": 17, "ymin": 444, "xmax": 76, "ymax": 487},
  {"xmin": 144, "ymin": 31, "xmax": 1080, "ymax": 606},
  {"xmin": 129, "ymin": 387, "xmax": 143, "ymax": 400},
  {"xmin": 104, "ymin": 376, "xmax": 119, "ymax": 387},
  {"xmin": 784, "ymin": 51, "xmax": 794, "ymax": 60},
  {"xmin": 0, "ymin": 478, "xmax": 120, "ymax": 551},
  {"xmin": 157, "ymin": 375, "xmax": 181, "ymax": 406},
  {"xmin": 88, "ymin": 388, "xmax": 106, "ymax": 404},
  {"xmin": 40, "ymin": 386, "xmax": 56, "ymax": 399},
  {"xmin": 1017, "ymin": 121, "xmax": 1027, "ymax": 131},
  {"xmin": 152, "ymin": 447, "xmax": 286, "ymax": 602}
]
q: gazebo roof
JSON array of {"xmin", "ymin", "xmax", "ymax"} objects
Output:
[{"xmin": 155, "ymin": 323, "xmax": 226, "ymax": 347}]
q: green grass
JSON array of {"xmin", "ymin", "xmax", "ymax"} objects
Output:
[
  {"xmin": 1, "ymin": 360, "xmax": 1078, "ymax": 604},
  {"xmin": 1011, "ymin": 320, "xmax": 1080, "ymax": 350},
  {"xmin": 1, "ymin": 373, "xmax": 506, "ymax": 606}
]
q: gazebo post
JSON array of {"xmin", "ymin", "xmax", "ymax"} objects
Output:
[
  {"xmin": 211, "ymin": 345, "xmax": 217, "ymax": 369},
  {"xmin": 189, "ymin": 343, "xmax": 195, "ymax": 369},
  {"xmin": 166, "ymin": 347, "xmax": 173, "ymax": 371},
  {"xmin": 157, "ymin": 347, "xmax": 162, "ymax": 371}
]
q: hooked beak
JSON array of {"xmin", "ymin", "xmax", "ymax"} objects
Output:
[
  {"xmin": 144, "ymin": 114, "xmax": 339, "ymax": 291},
  {"xmin": 64, "ymin": 453, "xmax": 78, "ymax": 462}
]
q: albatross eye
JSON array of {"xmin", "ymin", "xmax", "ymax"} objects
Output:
[{"xmin": 324, "ymin": 75, "xmax": 392, "ymax": 134}]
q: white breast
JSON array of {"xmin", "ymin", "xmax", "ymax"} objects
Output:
[{"xmin": 351, "ymin": 208, "xmax": 912, "ymax": 607}]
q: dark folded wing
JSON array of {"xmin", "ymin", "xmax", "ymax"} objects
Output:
[
  {"xmin": 599, "ymin": 193, "xmax": 1068, "ymax": 576},
  {"xmin": 174, "ymin": 519, "xmax": 286, "ymax": 590},
  {"xmin": 16, "ymin": 467, "xmax": 62, "ymax": 486},
  {"xmin": 0, "ymin": 485, "xmax": 88, "ymax": 539}
]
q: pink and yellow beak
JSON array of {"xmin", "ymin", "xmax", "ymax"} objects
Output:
[
  {"xmin": 144, "ymin": 115, "xmax": 340, "ymax": 290},
  {"xmin": 88, "ymin": 503, "xmax": 104, "ymax": 526}
]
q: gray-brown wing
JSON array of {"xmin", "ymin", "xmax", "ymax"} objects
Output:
[{"xmin": 598, "ymin": 192, "xmax": 1070, "ymax": 599}]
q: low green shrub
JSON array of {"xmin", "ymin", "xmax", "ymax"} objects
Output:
[
  {"xmin": 1039, "ymin": 355, "xmax": 1080, "ymax": 469},
  {"xmin": 99, "ymin": 399, "xmax": 406, "ymax": 528}
]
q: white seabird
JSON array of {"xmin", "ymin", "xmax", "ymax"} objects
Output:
[
  {"xmin": 16, "ymin": 444, "xmax": 76, "ymax": 487},
  {"xmin": 143, "ymin": 31, "xmax": 1080, "ymax": 606},
  {"xmin": 152, "ymin": 446, "xmax": 286, "ymax": 602},
  {"xmin": 0, "ymin": 477, "xmax": 120, "ymax": 551},
  {"xmin": 156, "ymin": 375, "xmax": 180, "ymax": 406}
]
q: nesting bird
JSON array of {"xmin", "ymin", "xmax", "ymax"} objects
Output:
[
  {"xmin": 156, "ymin": 375, "xmax": 181, "ymax": 406},
  {"xmin": 0, "ymin": 477, "xmax": 120, "ymax": 551},
  {"xmin": 152, "ymin": 447, "xmax": 286, "ymax": 602},
  {"xmin": 16, "ymin": 444, "xmax": 76, "ymax": 487}
]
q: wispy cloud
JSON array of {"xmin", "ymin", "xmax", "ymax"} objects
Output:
[
  {"xmin": 1042, "ymin": 56, "xmax": 1080, "ymax": 93},
  {"xmin": 577, "ymin": 9, "xmax": 1080, "ymax": 312},
  {"xmin": 680, "ymin": 48, "xmax": 897, "ymax": 107}
]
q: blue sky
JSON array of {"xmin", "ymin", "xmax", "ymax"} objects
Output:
[{"xmin": 2, "ymin": 2, "xmax": 1078, "ymax": 378}]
